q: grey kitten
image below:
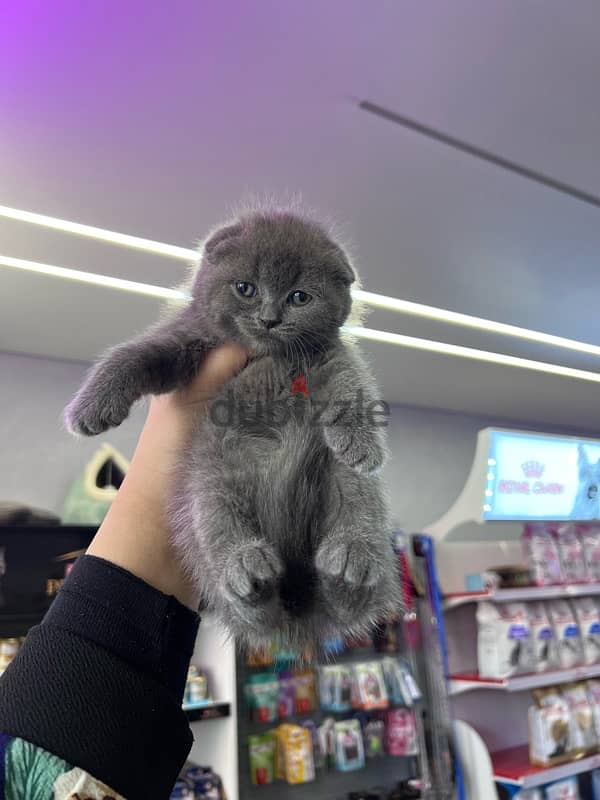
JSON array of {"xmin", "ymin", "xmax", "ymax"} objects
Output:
[
  {"xmin": 571, "ymin": 444, "xmax": 600, "ymax": 520},
  {"xmin": 65, "ymin": 210, "xmax": 399, "ymax": 650}
]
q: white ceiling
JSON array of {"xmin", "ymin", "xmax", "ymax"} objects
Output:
[{"xmin": 1, "ymin": 0, "xmax": 600, "ymax": 429}]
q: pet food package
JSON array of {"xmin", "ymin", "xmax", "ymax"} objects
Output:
[
  {"xmin": 477, "ymin": 601, "xmax": 532, "ymax": 678},
  {"xmin": 544, "ymin": 778, "xmax": 580, "ymax": 800},
  {"xmin": 523, "ymin": 524, "xmax": 563, "ymax": 585},
  {"xmin": 334, "ymin": 719, "xmax": 365, "ymax": 771},
  {"xmin": 248, "ymin": 732, "xmax": 276, "ymax": 785},
  {"xmin": 547, "ymin": 600, "xmax": 583, "ymax": 669},
  {"xmin": 562, "ymin": 681, "xmax": 596, "ymax": 754},
  {"xmin": 352, "ymin": 661, "xmax": 389, "ymax": 710},
  {"xmin": 275, "ymin": 724, "xmax": 315, "ymax": 784},
  {"xmin": 571, "ymin": 597, "xmax": 600, "ymax": 664},
  {"xmin": 554, "ymin": 524, "xmax": 587, "ymax": 583},
  {"xmin": 384, "ymin": 708, "xmax": 419, "ymax": 756},
  {"xmin": 511, "ymin": 792, "xmax": 543, "ymax": 800},
  {"xmin": 586, "ymin": 679, "xmax": 600, "ymax": 739},
  {"xmin": 528, "ymin": 687, "xmax": 571, "ymax": 766},
  {"xmin": 293, "ymin": 670, "xmax": 317, "ymax": 714},
  {"xmin": 277, "ymin": 671, "xmax": 295, "ymax": 719},
  {"xmin": 580, "ymin": 525, "xmax": 600, "ymax": 582},
  {"xmin": 527, "ymin": 602, "xmax": 556, "ymax": 672},
  {"xmin": 381, "ymin": 657, "xmax": 412, "ymax": 706},
  {"xmin": 318, "ymin": 665, "xmax": 352, "ymax": 712},
  {"xmin": 363, "ymin": 718, "xmax": 385, "ymax": 758},
  {"xmin": 245, "ymin": 673, "xmax": 279, "ymax": 723},
  {"xmin": 301, "ymin": 719, "xmax": 325, "ymax": 770},
  {"xmin": 318, "ymin": 718, "xmax": 336, "ymax": 770}
]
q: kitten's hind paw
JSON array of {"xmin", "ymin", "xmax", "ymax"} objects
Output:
[
  {"xmin": 222, "ymin": 540, "xmax": 283, "ymax": 603},
  {"xmin": 315, "ymin": 537, "xmax": 381, "ymax": 587},
  {"xmin": 64, "ymin": 392, "xmax": 130, "ymax": 436}
]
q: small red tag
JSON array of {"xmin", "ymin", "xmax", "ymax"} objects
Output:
[{"xmin": 290, "ymin": 373, "xmax": 308, "ymax": 397}]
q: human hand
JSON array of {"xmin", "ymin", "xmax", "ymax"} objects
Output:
[{"xmin": 87, "ymin": 343, "xmax": 248, "ymax": 608}]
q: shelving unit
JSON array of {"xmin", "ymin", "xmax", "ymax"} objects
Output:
[
  {"xmin": 491, "ymin": 745, "xmax": 600, "ymax": 789},
  {"xmin": 423, "ymin": 426, "xmax": 600, "ymax": 798},
  {"xmin": 184, "ymin": 702, "xmax": 231, "ymax": 722}
]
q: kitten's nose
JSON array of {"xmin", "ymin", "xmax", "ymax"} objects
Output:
[{"xmin": 259, "ymin": 317, "xmax": 281, "ymax": 329}]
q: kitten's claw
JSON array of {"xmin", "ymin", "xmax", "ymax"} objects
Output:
[
  {"xmin": 64, "ymin": 392, "xmax": 130, "ymax": 436},
  {"xmin": 323, "ymin": 425, "xmax": 386, "ymax": 475},
  {"xmin": 223, "ymin": 540, "xmax": 283, "ymax": 602},
  {"xmin": 315, "ymin": 537, "xmax": 381, "ymax": 587}
]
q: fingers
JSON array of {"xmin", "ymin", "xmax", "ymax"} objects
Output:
[{"xmin": 179, "ymin": 343, "xmax": 248, "ymax": 405}]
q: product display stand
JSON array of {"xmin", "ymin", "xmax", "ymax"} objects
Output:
[{"xmin": 423, "ymin": 427, "xmax": 600, "ymax": 799}]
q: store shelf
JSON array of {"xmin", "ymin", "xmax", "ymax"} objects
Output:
[
  {"xmin": 183, "ymin": 702, "xmax": 231, "ymax": 722},
  {"xmin": 449, "ymin": 664, "xmax": 600, "ymax": 695},
  {"xmin": 492, "ymin": 744, "xmax": 600, "ymax": 789},
  {"xmin": 444, "ymin": 583, "xmax": 600, "ymax": 611}
]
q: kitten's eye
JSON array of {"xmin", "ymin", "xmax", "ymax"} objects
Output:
[
  {"xmin": 288, "ymin": 290, "xmax": 312, "ymax": 307},
  {"xmin": 235, "ymin": 281, "xmax": 257, "ymax": 298}
]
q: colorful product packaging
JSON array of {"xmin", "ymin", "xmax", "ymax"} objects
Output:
[
  {"xmin": 554, "ymin": 524, "xmax": 587, "ymax": 583},
  {"xmin": 245, "ymin": 673, "xmax": 279, "ymax": 723},
  {"xmin": 301, "ymin": 719, "xmax": 325, "ymax": 769},
  {"xmin": 334, "ymin": 719, "xmax": 365, "ymax": 771},
  {"xmin": 275, "ymin": 724, "xmax": 315, "ymax": 784},
  {"xmin": 562, "ymin": 681, "xmax": 596, "ymax": 754},
  {"xmin": 544, "ymin": 777, "xmax": 580, "ymax": 800},
  {"xmin": 528, "ymin": 687, "xmax": 571, "ymax": 766},
  {"xmin": 318, "ymin": 664, "xmax": 353, "ymax": 712},
  {"xmin": 547, "ymin": 600, "xmax": 583, "ymax": 669},
  {"xmin": 318, "ymin": 717, "xmax": 336, "ymax": 769},
  {"xmin": 580, "ymin": 526, "xmax": 600, "ymax": 582},
  {"xmin": 477, "ymin": 601, "xmax": 531, "ymax": 678},
  {"xmin": 363, "ymin": 718, "xmax": 385, "ymax": 758},
  {"xmin": 526, "ymin": 602, "xmax": 556, "ymax": 673},
  {"xmin": 352, "ymin": 661, "xmax": 388, "ymax": 710},
  {"xmin": 384, "ymin": 708, "xmax": 418, "ymax": 756},
  {"xmin": 248, "ymin": 732, "xmax": 276, "ymax": 785},
  {"xmin": 381, "ymin": 657, "xmax": 410, "ymax": 705},
  {"xmin": 571, "ymin": 597, "xmax": 600, "ymax": 664},
  {"xmin": 522, "ymin": 523, "xmax": 563, "ymax": 585},
  {"xmin": 294, "ymin": 670, "xmax": 317, "ymax": 713},
  {"xmin": 277, "ymin": 670, "xmax": 295, "ymax": 719}
]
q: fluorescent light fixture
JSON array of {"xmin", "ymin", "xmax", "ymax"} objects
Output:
[
  {"xmin": 0, "ymin": 205, "xmax": 197, "ymax": 261},
  {"xmin": 352, "ymin": 289, "xmax": 600, "ymax": 358},
  {"xmin": 0, "ymin": 255, "xmax": 188, "ymax": 301},
  {"xmin": 1, "ymin": 204, "xmax": 599, "ymax": 359},
  {"xmin": 344, "ymin": 326, "xmax": 600, "ymax": 384},
  {"xmin": 2, "ymin": 252, "xmax": 600, "ymax": 384}
]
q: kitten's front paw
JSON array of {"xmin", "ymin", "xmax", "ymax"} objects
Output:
[
  {"xmin": 222, "ymin": 540, "xmax": 283, "ymax": 603},
  {"xmin": 323, "ymin": 425, "xmax": 386, "ymax": 475},
  {"xmin": 64, "ymin": 391, "xmax": 131, "ymax": 436}
]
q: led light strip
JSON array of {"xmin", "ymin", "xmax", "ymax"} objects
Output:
[
  {"xmin": 352, "ymin": 289, "xmax": 600, "ymax": 358},
  {"xmin": 345, "ymin": 326, "xmax": 600, "ymax": 384},
  {"xmin": 2, "ymin": 253, "xmax": 600, "ymax": 384},
  {"xmin": 1, "ymin": 203, "xmax": 599, "ymax": 359},
  {"xmin": 0, "ymin": 255, "xmax": 187, "ymax": 301}
]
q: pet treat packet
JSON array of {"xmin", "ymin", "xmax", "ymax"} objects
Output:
[
  {"xmin": 477, "ymin": 601, "xmax": 531, "ymax": 678},
  {"xmin": 351, "ymin": 661, "xmax": 388, "ymax": 710},
  {"xmin": 248, "ymin": 732, "xmax": 276, "ymax": 785},
  {"xmin": 580, "ymin": 525, "xmax": 600, "ymax": 582},
  {"xmin": 334, "ymin": 719, "xmax": 365, "ymax": 771},
  {"xmin": 318, "ymin": 665, "xmax": 353, "ymax": 712},
  {"xmin": 562, "ymin": 681, "xmax": 596, "ymax": 754}
]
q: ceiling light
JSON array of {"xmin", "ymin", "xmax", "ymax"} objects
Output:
[
  {"xmin": 1, "ymin": 204, "xmax": 599, "ymax": 359},
  {"xmin": 353, "ymin": 289, "xmax": 600, "ymax": 357},
  {"xmin": 2, "ymin": 252, "xmax": 600, "ymax": 384},
  {"xmin": 344, "ymin": 326, "xmax": 600, "ymax": 384},
  {"xmin": 0, "ymin": 205, "xmax": 196, "ymax": 261},
  {"xmin": 0, "ymin": 254, "xmax": 187, "ymax": 301}
]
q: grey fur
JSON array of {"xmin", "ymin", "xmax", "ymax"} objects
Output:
[{"xmin": 65, "ymin": 210, "xmax": 399, "ymax": 650}]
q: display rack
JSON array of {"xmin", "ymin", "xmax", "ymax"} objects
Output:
[{"xmin": 423, "ymin": 426, "xmax": 600, "ymax": 799}]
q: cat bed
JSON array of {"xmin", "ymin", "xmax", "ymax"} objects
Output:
[{"xmin": 62, "ymin": 443, "xmax": 129, "ymax": 525}]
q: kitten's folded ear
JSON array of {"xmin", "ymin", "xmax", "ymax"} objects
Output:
[
  {"xmin": 332, "ymin": 244, "xmax": 356, "ymax": 286},
  {"xmin": 204, "ymin": 223, "xmax": 244, "ymax": 260}
]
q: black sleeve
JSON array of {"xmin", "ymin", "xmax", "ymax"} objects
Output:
[{"xmin": 0, "ymin": 554, "xmax": 200, "ymax": 800}]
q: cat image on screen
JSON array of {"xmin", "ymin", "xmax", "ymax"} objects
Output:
[
  {"xmin": 571, "ymin": 444, "xmax": 600, "ymax": 521},
  {"xmin": 65, "ymin": 207, "xmax": 399, "ymax": 650}
]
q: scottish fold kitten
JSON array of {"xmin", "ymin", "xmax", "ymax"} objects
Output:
[
  {"xmin": 65, "ymin": 210, "xmax": 398, "ymax": 649},
  {"xmin": 572, "ymin": 444, "xmax": 600, "ymax": 520}
]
